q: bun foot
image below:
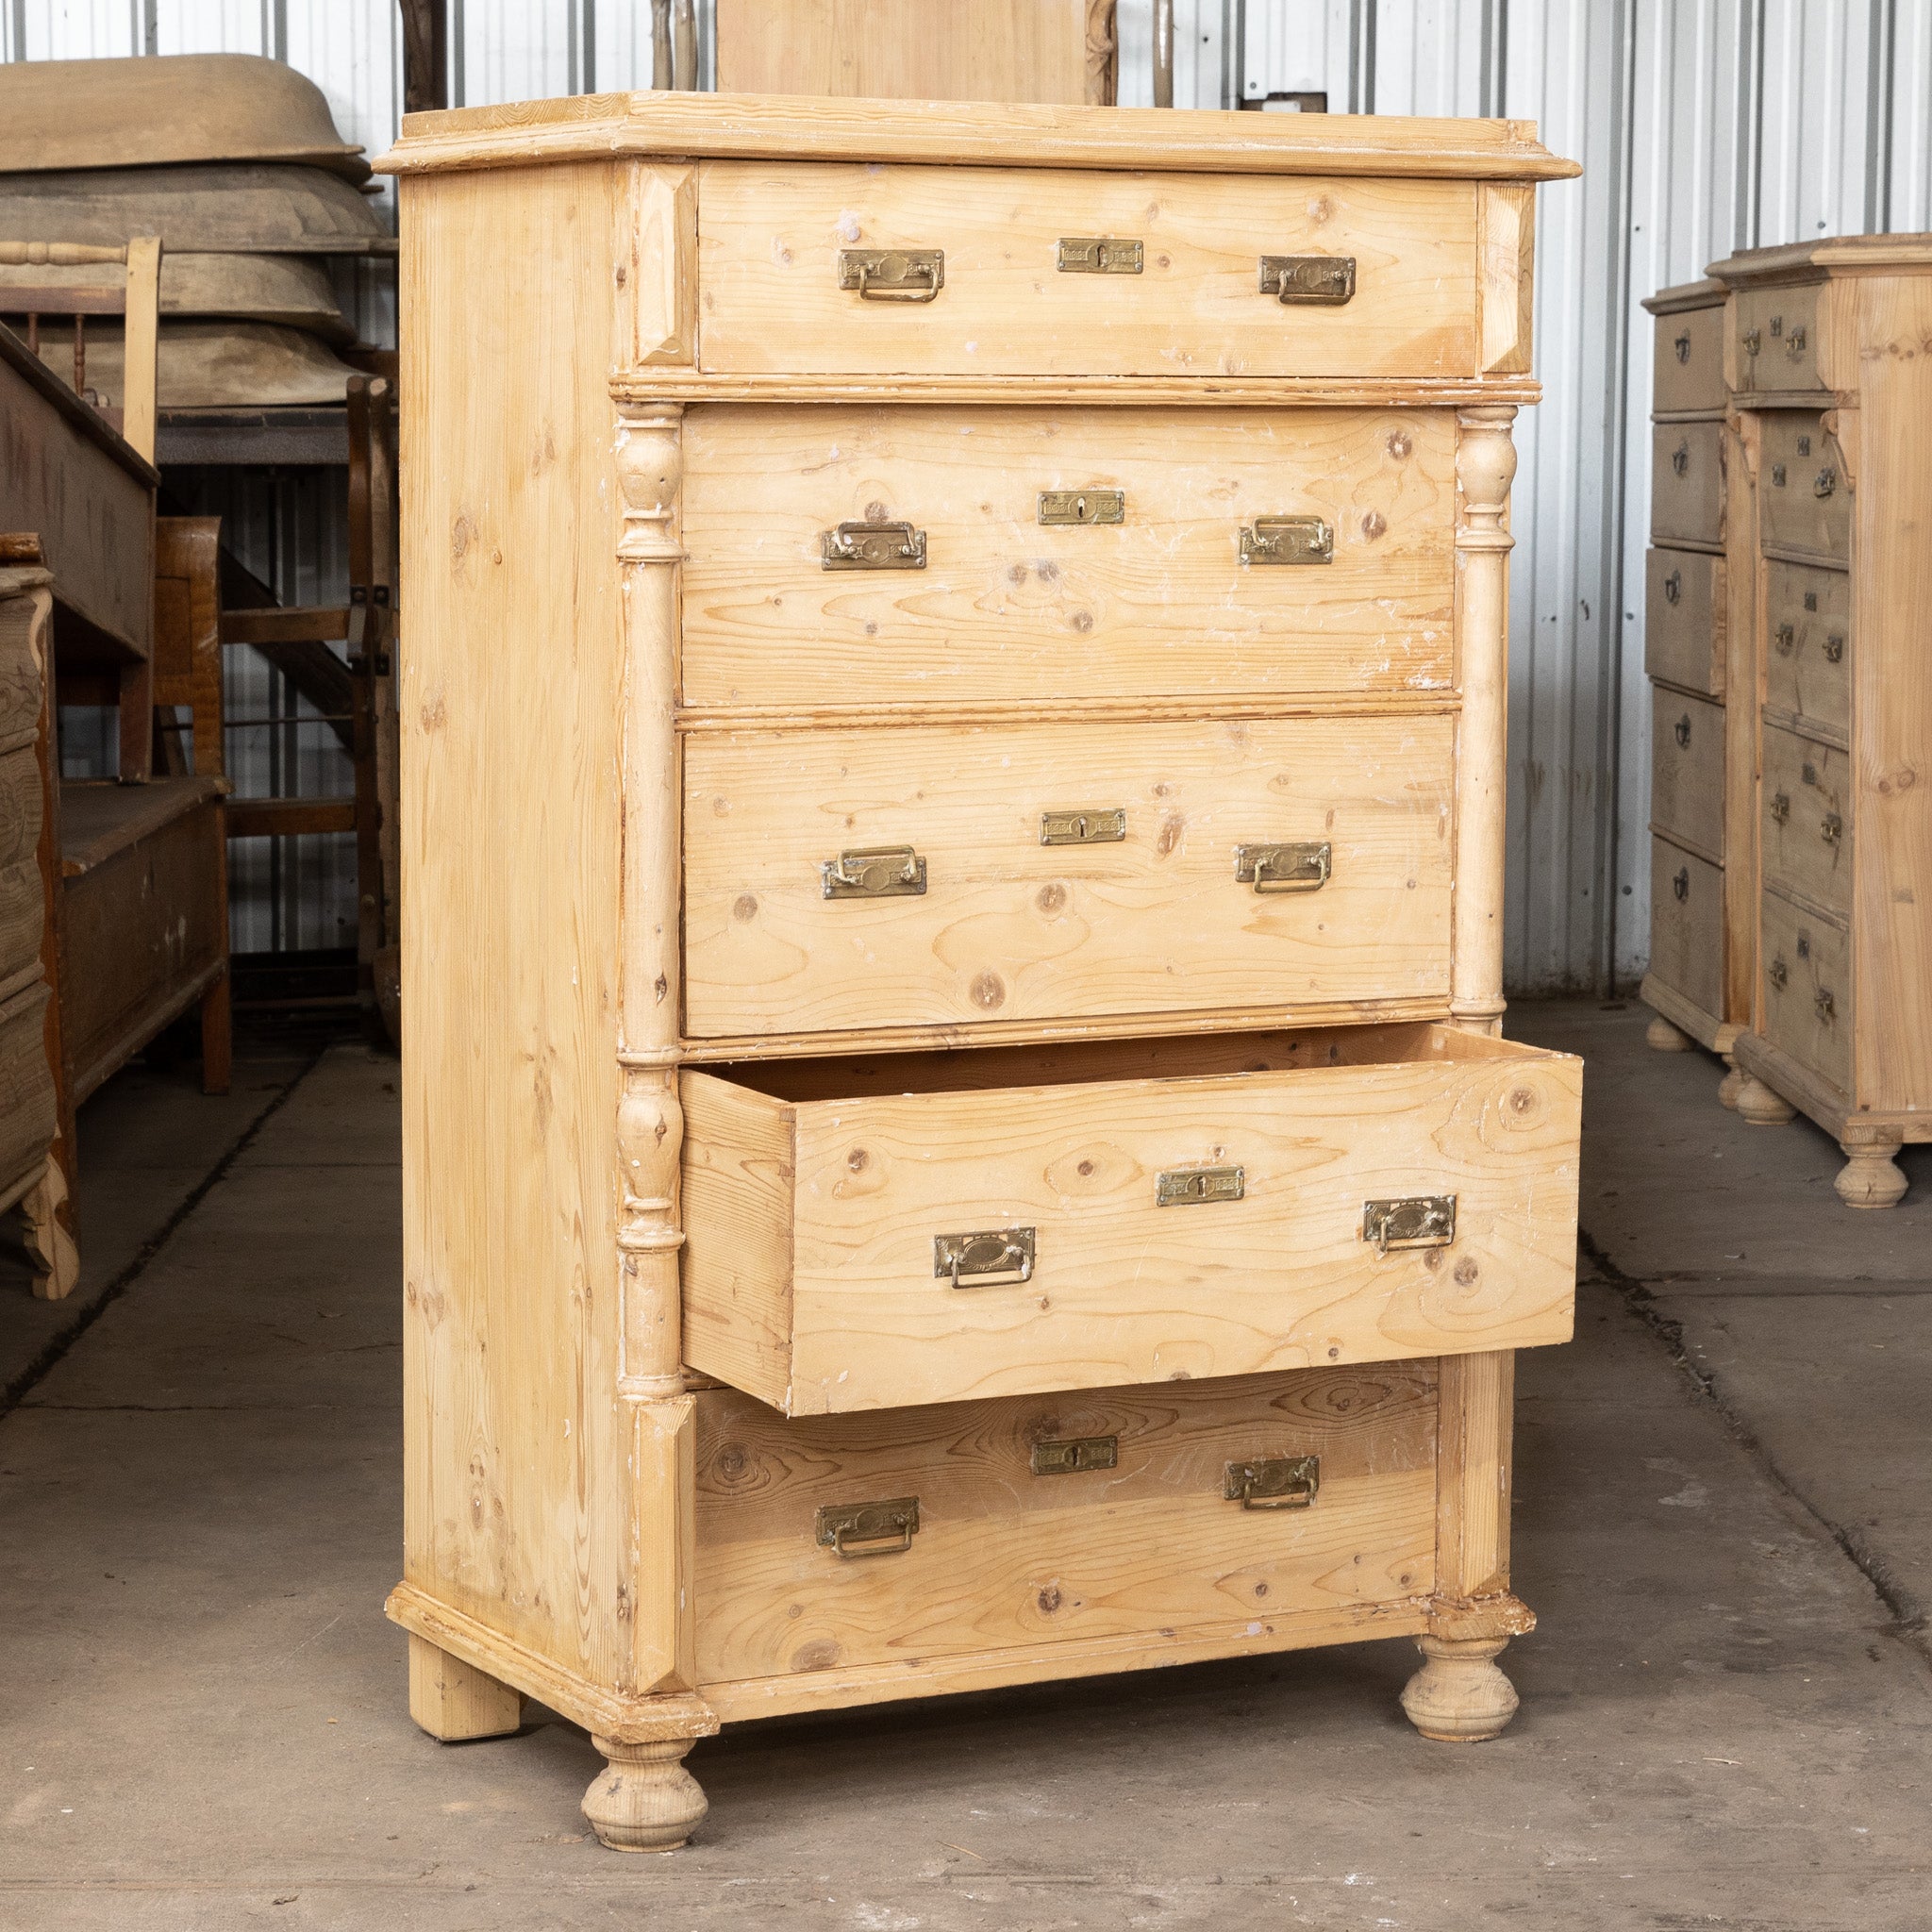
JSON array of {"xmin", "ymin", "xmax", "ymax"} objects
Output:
[
  {"xmin": 1717, "ymin": 1057, "xmax": 1744, "ymax": 1110},
  {"xmin": 1400, "ymin": 1635, "xmax": 1520, "ymax": 1742},
  {"xmin": 1734, "ymin": 1074, "xmax": 1796, "ymax": 1127},
  {"xmin": 22, "ymin": 1157, "xmax": 79, "ymax": 1301},
  {"xmin": 1645, "ymin": 1014, "xmax": 1692, "ymax": 1052},
  {"xmin": 1837, "ymin": 1139, "xmax": 1907, "ymax": 1210},
  {"xmin": 584, "ymin": 1736, "xmax": 707, "ymax": 1852}
]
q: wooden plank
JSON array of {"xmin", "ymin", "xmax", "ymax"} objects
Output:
[
  {"xmin": 1435, "ymin": 1349, "xmax": 1512, "ymax": 1599},
  {"xmin": 0, "ymin": 978, "xmax": 55, "ymax": 1204},
  {"xmin": 1477, "ymin": 183, "xmax": 1534, "ymax": 376},
  {"xmin": 58, "ymin": 774, "xmax": 225, "ymax": 876},
  {"xmin": 153, "ymin": 518, "xmax": 225, "ymax": 778},
  {"xmin": 225, "ymin": 795, "xmax": 356, "ymax": 840},
  {"xmin": 692, "ymin": 1365, "xmax": 1439, "ymax": 1688},
  {"xmin": 407, "ymin": 1633, "xmax": 522, "ymax": 1741},
  {"xmin": 0, "ymin": 748, "xmax": 43, "ymax": 984},
  {"xmin": 683, "ymin": 714, "xmax": 1457, "ymax": 1040},
  {"xmin": 694, "ymin": 162, "xmax": 1481, "ymax": 380},
  {"xmin": 680, "ymin": 405, "xmax": 1457, "ymax": 707},
  {"xmin": 219, "ymin": 605, "xmax": 352, "ymax": 645}
]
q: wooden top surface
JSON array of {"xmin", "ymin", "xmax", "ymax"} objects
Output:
[
  {"xmin": 59, "ymin": 775, "xmax": 226, "ymax": 876},
  {"xmin": 378, "ymin": 92, "xmax": 1580, "ymax": 182},
  {"xmin": 1709, "ymin": 232, "xmax": 1932, "ymax": 287},
  {"xmin": 1641, "ymin": 276, "xmax": 1725, "ymax": 315},
  {"xmin": 0, "ymin": 322, "xmax": 159, "ymax": 489}
]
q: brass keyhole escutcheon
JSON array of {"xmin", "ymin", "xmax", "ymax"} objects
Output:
[
  {"xmin": 1663, "ymin": 570, "xmax": 1681, "ymax": 605},
  {"xmin": 1770, "ymin": 791, "xmax": 1790, "ymax": 824},
  {"xmin": 1672, "ymin": 441, "xmax": 1690, "ymax": 477},
  {"xmin": 1775, "ymin": 623, "xmax": 1795, "ymax": 655},
  {"xmin": 1815, "ymin": 988, "xmax": 1837, "ymax": 1023},
  {"xmin": 1741, "ymin": 325, "xmax": 1761, "ymax": 354},
  {"xmin": 1769, "ymin": 957, "xmax": 1788, "ymax": 991},
  {"xmin": 1824, "ymin": 634, "xmax": 1844, "ymax": 662},
  {"xmin": 1674, "ymin": 331, "xmax": 1691, "ymax": 362},
  {"xmin": 1814, "ymin": 468, "xmax": 1838, "ymax": 498},
  {"xmin": 1771, "ymin": 463, "xmax": 1787, "ymax": 487},
  {"xmin": 1674, "ymin": 714, "xmax": 1691, "ymax": 749},
  {"xmin": 1673, "ymin": 868, "xmax": 1689, "ymax": 903}
]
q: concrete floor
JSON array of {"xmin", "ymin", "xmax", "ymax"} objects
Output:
[{"xmin": 2, "ymin": 1000, "xmax": 1928, "ymax": 1929}]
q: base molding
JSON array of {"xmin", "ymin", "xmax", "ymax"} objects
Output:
[{"xmin": 1639, "ymin": 974, "xmax": 1740, "ymax": 1058}]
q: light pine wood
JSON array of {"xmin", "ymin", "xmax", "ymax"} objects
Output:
[
  {"xmin": 1760, "ymin": 723, "xmax": 1850, "ymax": 916},
  {"xmin": 1650, "ymin": 420, "xmax": 1724, "ymax": 548},
  {"xmin": 1649, "ymin": 688, "xmax": 1726, "ymax": 861},
  {"xmin": 679, "ymin": 405, "xmax": 1457, "ymax": 707},
  {"xmin": 1644, "ymin": 836, "xmax": 1724, "ymax": 1021},
  {"xmin": 1477, "ymin": 184, "xmax": 1535, "ymax": 376},
  {"xmin": 1651, "ymin": 303, "xmax": 1725, "ymax": 415},
  {"xmin": 695, "ymin": 161, "xmax": 1480, "ymax": 379},
  {"xmin": 625, "ymin": 372, "xmax": 1543, "ymax": 408},
  {"xmin": 1758, "ymin": 408, "xmax": 1850, "ymax": 560},
  {"xmin": 1643, "ymin": 547, "xmax": 1724, "ymax": 699},
  {"xmin": 682, "ymin": 714, "xmax": 1457, "ymax": 1040},
  {"xmin": 1757, "ymin": 889, "xmax": 1850, "ymax": 1099},
  {"xmin": 1732, "ymin": 282, "xmax": 1823, "ymax": 397},
  {"xmin": 408, "ymin": 1633, "xmax": 522, "ymax": 1740},
  {"xmin": 1762, "ymin": 558, "xmax": 1850, "ymax": 745}
]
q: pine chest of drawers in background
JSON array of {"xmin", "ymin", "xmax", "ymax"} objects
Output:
[{"xmin": 377, "ymin": 95, "xmax": 1582, "ymax": 1848}]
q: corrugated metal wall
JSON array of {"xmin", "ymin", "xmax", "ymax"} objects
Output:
[{"xmin": 6, "ymin": 0, "xmax": 1929, "ymax": 987}]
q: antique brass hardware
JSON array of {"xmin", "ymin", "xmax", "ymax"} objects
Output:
[
  {"xmin": 1805, "ymin": 591, "xmax": 1819, "ymax": 610},
  {"xmin": 822, "ymin": 845, "xmax": 927, "ymax": 899},
  {"xmin": 1030, "ymin": 1435, "xmax": 1119, "ymax": 1476},
  {"xmin": 822, "ymin": 520, "xmax": 926, "ymax": 570},
  {"xmin": 1771, "ymin": 314, "xmax": 1784, "ymax": 336},
  {"xmin": 1041, "ymin": 807, "xmax": 1126, "ymax": 845},
  {"xmin": 1741, "ymin": 325, "xmax": 1762, "ymax": 354},
  {"xmin": 1362, "ymin": 1194, "xmax": 1457, "ymax": 1255},
  {"xmin": 1672, "ymin": 441, "xmax": 1690, "ymax": 476},
  {"xmin": 1663, "ymin": 569, "xmax": 1681, "ymax": 604},
  {"xmin": 1240, "ymin": 516, "xmax": 1334, "ymax": 565},
  {"xmin": 816, "ymin": 1495, "xmax": 920, "ymax": 1557},
  {"xmin": 1156, "ymin": 1164, "xmax": 1245, "ymax": 1208},
  {"xmin": 1234, "ymin": 841, "xmax": 1331, "ymax": 893},
  {"xmin": 1058, "ymin": 236, "xmax": 1143, "ymax": 274},
  {"xmin": 1674, "ymin": 713, "xmax": 1692, "ymax": 748},
  {"xmin": 1802, "ymin": 761, "xmax": 1818, "ymax": 785},
  {"xmin": 1814, "ymin": 468, "xmax": 1838, "ymax": 497},
  {"xmin": 1770, "ymin": 791, "xmax": 1790, "ymax": 824},
  {"xmin": 1673, "ymin": 867, "xmax": 1690, "ymax": 903},
  {"xmin": 838, "ymin": 247, "xmax": 944, "ymax": 302},
  {"xmin": 1798, "ymin": 436, "xmax": 1812, "ymax": 456},
  {"xmin": 934, "ymin": 1226, "xmax": 1036, "ymax": 1290},
  {"xmin": 1797, "ymin": 931, "xmax": 1811, "ymax": 959},
  {"xmin": 1815, "ymin": 988, "xmax": 1837, "ymax": 1022},
  {"xmin": 1776, "ymin": 623, "xmax": 1795, "ymax": 655},
  {"xmin": 1821, "ymin": 811, "xmax": 1843, "ymax": 846},
  {"xmin": 1674, "ymin": 330, "xmax": 1691, "ymax": 362},
  {"xmin": 1824, "ymin": 633, "xmax": 1845, "ymax": 662},
  {"xmin": 1772, "ymin": 463, "xmax": 1787, "ymax": 487},
  {"xmin": 1257, "ymin": 254, "xmax": 1355, "ymax": 304},
  {"xmin": 1769, "ymin": 956, "xmax": 1789, "ymax": 991},
  {"xmin": 1039, "ymin": 489, "xmax": 1125, "ymax": 525},
  {"xmin": 1788, "ymin": 325, "xmax": 1807, "ymax": 355},
  {"xmin": 1224, "ymin": 1455, "xmax": 1320, "ymax": 1510}
]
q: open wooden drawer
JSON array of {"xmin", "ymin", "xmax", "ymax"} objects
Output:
[{"xmin": 681, "ymin": 1024, "xmax": 1580, "ymax": 1415}]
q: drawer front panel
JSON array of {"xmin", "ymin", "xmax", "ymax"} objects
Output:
[
  {"xmin": 695, "ymin": 160, "xmax": 1479, "ymax": 377},
  {"xmin": 684, "ymin": 715, "xmax": 1455, "ymax": 1040},
  {"xmin": 1649, "ymin": 689, "xmax": 1725, "ymax": 858},
  {"xmin": 1653, "ymin": 306, "xmax": 1725, "ymax": 413},
  {"xmin": 1736, "ymin": 285, "xmax": 1821, "ymax": 393},
  {"xmin": 0, "ymin": 979, "xmax": 55, "ymax": 1195},
  {"xmin": 682, "ymin": 1027, "xmax": 1581, "ymax": 1415},
  {"xmin": 1760, "ymin": 411, "xmax": 1849, "ymax": 559},
  {"xmin": 1763, "ymin": 560, "xmax": 1850, "ymax": 741},
  {"xmin": 1650, "ymin": 422, "xmax": 1724, "ymax": 546},
  {"xmin": 1647, "ymin": 835, "xmax": 1724, "ymax": 1022},
  {"xmin": 1644, "ymin": 546, "xmax": 1724, "ymax": 698},
  {"xmin": 0, "ymin": 747, "xmax": 44, "ymax": 984},
  {"xmin": 1762, "ymin": 724, "xmax": 1850, "ymax": 915},
  {"xmin": 1760, "ymin": 892, "xmax": 1851, "ymax": 1099},
  {"xmin": 692, "ymin": 1366, "xmax": 1439, "ymax": 1690},
  {"xmin": 680, "ymin": 406, "xmax": 1456, "ymax": 708}
]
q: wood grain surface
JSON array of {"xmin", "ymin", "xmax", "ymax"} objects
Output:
[
  {"xmin": 1762, "ymin": 558, "xmax": 1850, "ymax": 745},
  {"xmin": 1760, "ymin": 887, "xmax": 1851, "ymax": 1100},
  {"xmin": 682, "ymin": 714, "xmax": 1456, "ymax": 1039},
  {"xmin": 1649, "ymin": 420, "xmax": 1724, "ymax": 547},
  {"xmin": 1647, "ymin": 688, "xmax": 1725, "ymax": 862},
  {"xmin": 679, "ymin": 405, "xmax": 1456, "ymax": 707},
  {"xmin": 1760, "ymin": 723, "xmax": 1850, "ymax": 917},
  {"xmin": 0, "ymin": 748, "xmax": 42, "ymax": 985},
  {"xmin": 1642, "ymin": 546, "xmax": 1724, "ymax": 698},
  {"xmin": 1759, "ymin": 409, "xmax": 1850, "ymax": 560},
  {"xmin": 1651, "ymin": 301, "xmax": 1725, "ymax": 415},
  {"xmin": 1646, "ymin": 834, "xmax": 1724, "ymax": 1023}
]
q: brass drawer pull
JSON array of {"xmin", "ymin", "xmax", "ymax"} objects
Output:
[
  {"xmin": 1824, "ymin": 633, "xmax": 1845, "ymax": 662},
  {"xmin": 1031, "ymin": 1435, "xmax": 1118, "ymax": 1476},
  {"xmin": 1771, "ymin": 463, "xmax": 1787, "ymax": 487},
  {"xmin": 1673, "ymin": 866, "xmax": 1690, "ymax": 903},
  {"xmin": 1240, "ymin": 515, "xmax": 1333, "ymax": 565},
  {"xmin": 816, "ymin": 1496, "xmax": 920, "ymax": 1558},
  {"xmin": 1039, "ymin": 489, "xmax": 1125, "ymax": 525},
  {"xmin": 934, "ymin": 1226, "xmax": 1036, "ymax": 1290},
  {"xmin": 1775, "ymin": 623, "xmax": 1795, "ymax": 655},
  {"xmin": 1225, "ymin": 1455, "xmax": 1320, "ymax": 1510},
  {"xmin": 822, "ymin": 845, "xmax": 927, "ymax": 899},
  {"xmin": 1741, "ymin": 325, "xmax": 1761, "ymax": 354},
  {"xmin": 1235, "ymin": 841, "xmax": 1331, "ymax": 893},
  {"xmin": 1663, "ymin": 569, "xmax": 1681, "ymax": 604},
  {"xmin": 838, "ymin": 247, "xmax": 943, "ymax": 303},
  {"xmin": 1041, "ymin": 807, "xmax": 1125, "ymax": 845},
  {"xmin": 1815, "ymin": 988, "xmax": 1837, "ymax": 1022},
  {"xmin": 1156, "ymin": 1164, "xmax": 1245, "ymax": 1208},
  {"xmin": 1820, "ymin": 811, "xmax": 1842, "ymax": 846},
  {"xmin": 1770, "ymin": 791, "xmax": 1790, "ymax": 824},
  {"xmin": 1257, "ymin": 254, "xmax": 1355, "ymax": 305},
  {"xmin": 1674, "ymin": 330, "xmax": 1691, "ymax": 362},
  {"xmin": 1674, "ymin": 713, "xmax": 1692, "ymax": 748},
  {"xmin": 1787, "ymin": 325, "xmax": 1807, "ymax": 356},
  {"xmin": 1769, "ymin": 956, "xmax": 1788, "ymax": 991},
  {"xmin": 1814, "ymin": 467, "xmax": 1838, "ymax": 498},
  {"xmin": 1671, "ymin": 441, "xmax": 1690, "ymax": 477},
  {"xmin": 822, "ymin": 520, "xmax": 926, "ymax": 570},
  {"xmin": 1362, "ymin": 1194, "xmax": 1457, "ymax": 1255},
  {"xmin": 1058, "ymin": 236, "xmax": 1142, "ymax": 274}
]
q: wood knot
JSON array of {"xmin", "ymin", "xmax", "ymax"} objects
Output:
[
  {"xmin": 846, "ymin": 1147, "xmax": 869, "ymax": 1173},
  {"xmin": 1360, "ymin": 509, "xmax": 1388, "ymax": 540},
  {"xmin": 970, "ymin": 971, "xmax": 1006, "ymax": 1009},
  {"xmin": 1455, "ymin": 1257, "xmax": 1480, "ymax": 1286},
  {"xmin": 1069, "ymin": 609, "xmax": 1094, "ymax": 633},
  {"xmin": 1507, "ymin": 1085, "xmax": 1537, "ymax": 1114},
  {"xmin": 1037, "ymin": 1585, "xmax": 1063, "ymax": 1615},
  {"xmin": 1036, "ymin": 882, "xmax": 1068, "ymax": 916},
  {"xmin": 733, "ymin": 893, "xmax": 758, "ymax": 922},
  {"xmin": 1387, "ymin": 430, "xmax": 1412, "ymax": 459}
]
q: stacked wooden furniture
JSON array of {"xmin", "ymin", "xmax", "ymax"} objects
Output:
[
  {"xmin": 1704, "ymin": 237, "xmax": 1932, "ymax": 1208},
  {"xmin": 379, "ymin": 95, "xmax": 1583, "ymax": 1848},
  {"xmin": 1641, "ymin": 279, "xmax": 1750, "ymax": 1103}
]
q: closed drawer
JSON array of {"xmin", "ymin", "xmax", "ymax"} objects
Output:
[
  {"xmin": 0, "ymin": 598, "xmax": 42, "ymax": 749},
  {"xmin": 681, "ymin": 1023, "xmax": 1581, "ymax": 1416},
  {"xmin": 0, "ymin": 747, "xmax": 44, "ymax": 983},
  {"xmin": 0, "ymin": 978, "xmax": 55, "ymax": 1194},
  {"xmin": 1760, "ymin": 891, "xmax": 1850, "ymax": 1099},
  {"xmin": 1653, "ymin": 306, "xmax": 1725, "ymax": 413},
  {"xmin": 1760, "ymin": 411, "xmax": 1849, "ymax": 559},
  {"xmin": 1735, "ymin": 284, "xmax": 1821, "ymax": 393},
  {"xmin": 1647, "ymin": 835, "xmax": 1724, "ymax": 1022},
  {"xmin": 1763, "ymin": 560, "xmax": 1850, "ymax": 743},
  {"xmin": 681, "ymin": 405, "xmax": 1456, "ymax": 708},
  {"xmin": 694, "ymin": 160, "xmax": 1478, "ymax": 378},
  {"xmin": 1762, "ymin": 723, "xmax": 1850, "ymax": 915},
  {"xmin": 1650, "ymin": 422, "xmax": 1724, "ymax": 546},
  {"xmin": 1650, "ymin": 688, "xmax": 1725, "ymax": 858},
  {"xmin": 692, "ymin": 1364, "xmax": 1439, "ymax": 1697},
  {"xmin": 1644, "ymin": 547, "xmax": 1724, "ymax": 698},
  {"xmin": 683, "ymin": 714, "xmax": 1454, "ymax": 1041}
]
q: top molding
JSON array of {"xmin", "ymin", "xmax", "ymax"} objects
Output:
[
  {"xmin": 1641, "ymin": 277, "xmax": 1724, "ymax": 315},
  {"xmin": 1709, "ymin": 233, "xmax": 1932, "ymax": 288},
  {"xmin": 377, "ymin": 92, "xmax": 1580, "ymax": 182}
]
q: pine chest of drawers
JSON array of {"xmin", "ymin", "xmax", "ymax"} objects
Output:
[{"xmin": 377, "ymin": 94, "xmax": 1581, "ymax": 1849}]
